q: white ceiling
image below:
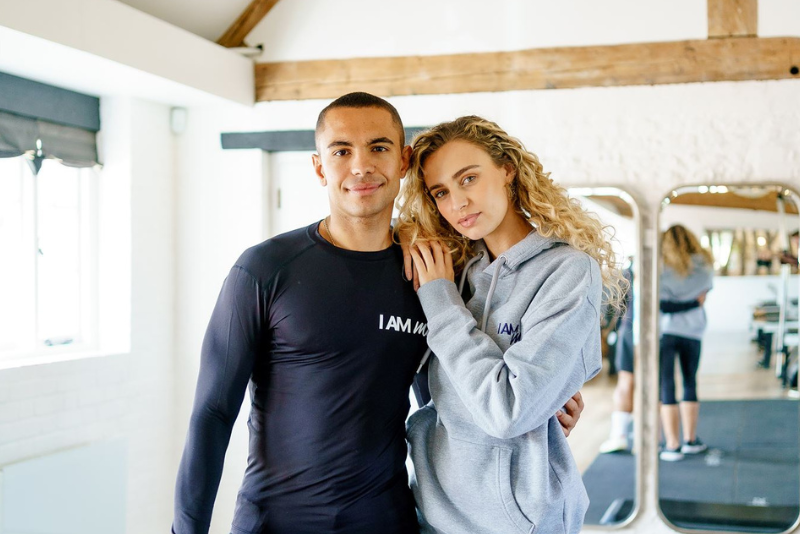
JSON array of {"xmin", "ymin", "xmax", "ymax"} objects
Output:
[{"xmin": 115, "ymin": 0, "xmax": 252, "ymax": 42}]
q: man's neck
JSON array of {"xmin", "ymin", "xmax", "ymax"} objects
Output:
[{"xmin": 326, "ymin": 212, "xmax": 393, "ymax": 252}]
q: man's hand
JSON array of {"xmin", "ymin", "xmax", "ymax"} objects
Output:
[{"xmin": 557, "ymin": 391, "xmax": 584, "ymax": 437}]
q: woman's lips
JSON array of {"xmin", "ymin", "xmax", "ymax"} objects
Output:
[{"xmin": 458, "ymin": 213, "xmax": 480, "ymax": 228}]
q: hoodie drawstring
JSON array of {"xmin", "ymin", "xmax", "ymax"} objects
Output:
[{"xmin": 481, "ymin": 256, "xmax": 506, "ymax": 332}]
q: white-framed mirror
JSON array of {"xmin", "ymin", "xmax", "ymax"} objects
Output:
[
  {"xmin": 656, "ymin": 184, "xmax": 800, "ymax": 534},
  {"xmin": 566, "ymin": 186, "xmax": 642, "ymax": 528}
]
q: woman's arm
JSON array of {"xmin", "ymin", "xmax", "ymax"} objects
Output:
[{"xmin": 414, "ymin": 249, "xmax": 600, "ymax": 440}]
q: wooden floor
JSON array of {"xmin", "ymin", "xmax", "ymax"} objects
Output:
[{"xmin": 569, "ymin": 330, "xmax": 795, "ymax": 472}]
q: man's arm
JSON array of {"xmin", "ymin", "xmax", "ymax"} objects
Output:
[
  {"xmin": 172, "ymin": 266, "xmax": 265, "ymax": 534},
  {"xmin": 557, "ymin": 392, "xmax": 584, "ymax": 437},
  {"xmin": 660, "ymin": 294, "xmax": 704, "ymax": 314},
  {"xmin": 412, "ymin": 362, "xmax": 583, "ymax": 435}
]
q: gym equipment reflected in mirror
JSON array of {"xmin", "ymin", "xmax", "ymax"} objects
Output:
[
  {"xmin": 566, "ymin": 187, "xmax": 640, "ymax": 527},
  {"xmin": 657, "ymin": 184, "xmax": 800, "ymax": 533}
]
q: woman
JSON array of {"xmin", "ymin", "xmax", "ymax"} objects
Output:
[
  {"xmin": 658, "ymin": 225, "xmax": 714, "ymax": 461},
  {"xmin": 396, "ymin": 116, "xmax": 625, "ymax": 534}
]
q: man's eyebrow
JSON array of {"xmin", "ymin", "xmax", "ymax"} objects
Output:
[
  {"xmin": 326, "ymin": 140, "xmax": 353, "ymax": 149},
  {"xmin": 369, "ymin": 137, "xmax": 394, "ymax": 145},
  {"xmin": 452, "ymin": 164, "xmax": 480, "ymax": 180}
]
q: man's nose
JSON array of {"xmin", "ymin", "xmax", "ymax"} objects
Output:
[{"xmin": 351, "ymin": 150, "xmax": 376, "ymax": 176}]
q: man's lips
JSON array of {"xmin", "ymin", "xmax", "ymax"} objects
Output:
[
  {"xmin": 348, "ymin": 182, "xmax": 383, "ymax": 195},
  {"xmin": 458, "ymin": 213, "xmax": 480, "ymax": 228}
]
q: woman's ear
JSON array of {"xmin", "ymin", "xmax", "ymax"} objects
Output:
[{"xmin": 504, "ymin": 164, "xmax": 516, "ymax": 184}]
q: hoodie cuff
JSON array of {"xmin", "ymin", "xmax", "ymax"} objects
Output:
[{"xmin": 417, "ymin": 278, "xmax": 463, "ymax": 320}]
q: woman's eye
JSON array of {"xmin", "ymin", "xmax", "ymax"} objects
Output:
[
  {"xmin": 434, "ymin": 190, "xmax": 447, "ymax": 200},
  {"xmin": 462, "ymin": 175, "xmax": 476, "ymax": 185}
]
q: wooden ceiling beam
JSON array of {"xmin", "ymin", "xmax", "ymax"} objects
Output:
[
  {"xmin": 671, "ymin": 191, "xmax": 798, "ymax": 214},
  {"xmin": 708, "ymin": 0, "xmax": 758, "ymax": 38},
  {"xmin": 218, "ymin": 0, "xmax": 281, "ymax": 48},
  {"xmin": 255, "ymin": 37, "xmax": 800, "ymax": 102}
]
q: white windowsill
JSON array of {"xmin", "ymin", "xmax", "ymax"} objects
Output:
[{"xmin": 0, "ymin": 347, "xmax": 129, "ymax": 371}]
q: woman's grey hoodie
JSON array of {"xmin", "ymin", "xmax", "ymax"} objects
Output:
[
  {"xmin": 660, "ymin": 253, "xmax": 714, "ymax": 340},
  {"xmin": 407, "ymin": 230, "xmax": 602, "ymax": 534}
]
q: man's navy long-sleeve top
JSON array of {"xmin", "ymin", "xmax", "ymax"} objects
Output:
[{"xmin": 173, "ymin": 223, "xmax": 429, "ymax": 534}]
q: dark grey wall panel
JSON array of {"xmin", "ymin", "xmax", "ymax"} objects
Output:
[
  {"xmin": 221, "ymin": 127, "xmax": 429, "ymax": 152},
  {"xmin": 0, "ymin": 71, "xmax": 100, "ymax": 132}
]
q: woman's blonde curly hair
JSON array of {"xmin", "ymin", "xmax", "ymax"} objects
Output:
[
  {"xmin": 661, "ymin": 225, "xmax": 714, "ymax": 277},
  {"xmin": 395, "ymin": 115, "xmax": 627, "ymax": 309}
]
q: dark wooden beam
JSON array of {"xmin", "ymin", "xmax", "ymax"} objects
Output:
[
  {"xmin": 708, "ymin": 0, "xmax": 758, "ymax": 38},
  {"xmin": 218, "ymin": 0, "xmax": 281, "ymax": 48},
  {"xmin": 255, "ymin": 37, "xmax": 800, "ymax": 102}
]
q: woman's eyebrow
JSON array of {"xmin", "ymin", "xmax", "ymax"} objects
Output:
[{"xmin": 451, "ymin": 164, "xmax": 480, "ymax": 180}]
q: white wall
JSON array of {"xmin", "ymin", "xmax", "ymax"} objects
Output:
[
  {"xmin": 0, "ymin": 97, "xmax": 178, "ymax": 533},
  {"xmin": 247, "ymin": 0, "xmax": 800, "ymax": 62}
]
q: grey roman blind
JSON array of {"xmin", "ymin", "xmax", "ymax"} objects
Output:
[{"xmin": 0, "ymin": 71, "xmax": 100, "ymax": 172}]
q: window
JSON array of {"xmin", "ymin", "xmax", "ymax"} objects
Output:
[{"xmin": 0, "ymin": 156, "xmax": 99, "ymax": 359}]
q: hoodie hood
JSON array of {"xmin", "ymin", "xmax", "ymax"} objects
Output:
[{"xmin": 472, "ymin": 229, "xmax": 569, "ymax": 276}]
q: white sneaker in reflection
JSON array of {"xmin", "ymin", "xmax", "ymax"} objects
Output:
[
  {"xmin": 599, "ymin": 435, "xmax": 629, "ymax": 454},
  {"xmin": 681, "ymin": 438, "xmax": 708, "ymax": 454},
  {"xmin": 659, "ymin": 447, "xmax": 684, "ymax": 461}
]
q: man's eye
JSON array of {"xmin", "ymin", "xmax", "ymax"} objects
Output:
[
  {"xmin": 373, "ymin": 146, "xmax": 389, "ymax": 152},
  {"xmin": 333, "ymin": 149, "xmax": 348, "ymax": 156}
]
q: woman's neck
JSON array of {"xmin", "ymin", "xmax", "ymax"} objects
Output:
[{"xmin": 483, "ymin": 212, "xmax": 533, "ymax": 260}]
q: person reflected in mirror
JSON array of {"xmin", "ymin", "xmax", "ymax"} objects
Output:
[
  {"xmin": 601, "ymin": 263, "xmax": 635, "ymax": 453},
  {"xmin": 395, "ymin": 116, "xmax": 626, "ymax": 534},
  {"xmin": 600, "ymin": 265, "xmax": 705, "ymax": 455},
  {"xmin": 659, "ymin": 225, "xmax": 714, "ymax": 462}
]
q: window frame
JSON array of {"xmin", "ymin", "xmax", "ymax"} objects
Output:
[{"xmin": 0, "ymin": 157, "xmax": 100, "ymax": 364}]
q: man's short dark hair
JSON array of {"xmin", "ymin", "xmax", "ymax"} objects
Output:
[{"xmin": 315, "ymin": 92, "xmax": 405, "ymax": 149}]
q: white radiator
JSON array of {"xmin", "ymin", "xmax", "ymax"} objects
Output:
[{"xmin": 0, "ymin": 440, "xmax": 126, "ymax": 534}]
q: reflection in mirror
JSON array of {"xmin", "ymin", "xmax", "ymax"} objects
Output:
[
  {"xmin": 658, "ymin": 185, "xmax": 800, "ymax": 533},
  {"xmin": 566, "ymin": 187, "xmax": 639, "ymax": 527}
]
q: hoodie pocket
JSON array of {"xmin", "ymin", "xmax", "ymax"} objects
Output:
[
  {"xmin": 496, "ymin": 446, "xmax": 536, "ymax": 534},
  {"xmin": 423, "ymin": 435, "xmax": 535, "ymax": 534}
]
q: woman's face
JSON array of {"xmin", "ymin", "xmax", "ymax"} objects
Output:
[{"xmin": 422, "ymin": 140, "xmax": 516, "ymax": 242}]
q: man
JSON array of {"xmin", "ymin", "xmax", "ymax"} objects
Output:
[{"xmin": 172, "ymin": 92, "xmax": 582, "ymax": 534}]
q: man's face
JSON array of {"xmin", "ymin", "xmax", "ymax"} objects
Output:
[{"xmin": 312, "ymin": 106, "xmax": 410, "ymax": 221}]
